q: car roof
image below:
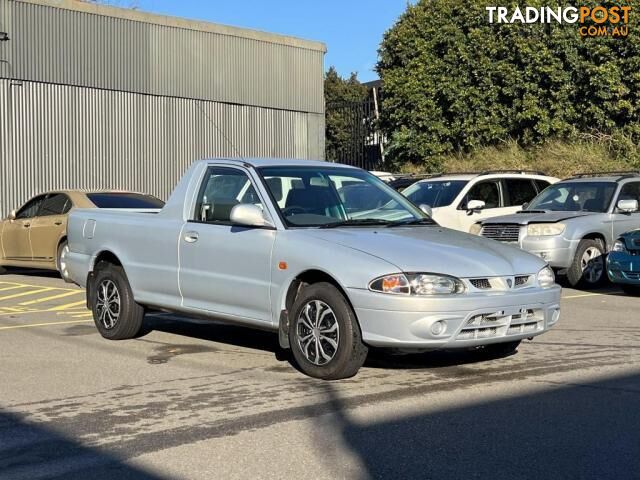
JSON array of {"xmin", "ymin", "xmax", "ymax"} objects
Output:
[
  {"xmin": 558, "ymin": 177, "xmax": 629, "ymax": 183},
  {"xmin": 413, "ymin": 172, "xmax": 557, "ymax": 183},
  {"xmin": 202, "ymin": 158, "xmax": 358, "ymax": 169}
]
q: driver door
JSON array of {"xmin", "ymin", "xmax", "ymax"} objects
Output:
[
  {"xmin": 1, "ymin": 195, "xmax": 46, "ymax": 261},
  {"xmin": 457, "ymin": 180, "xmax": 502, "ymax": 232},
  {"xmin": 611, "ymin": 181, "xmax": 640, "ymax": 243},
  {"xmin": 178, "ymin": 166, "xmax": 276, "ymax": 323}
]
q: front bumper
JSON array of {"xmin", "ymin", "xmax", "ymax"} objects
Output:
[
  {"xmin": 348, "ymin": 285, "xmax": 561, "ymax": 349},
  {"xmin": 607, "ymin": 252, "xmax": 640, "ymax": 284},
  {"xmin": 519, "ymin": 236, "xmax": 579, "ymax": 269}
]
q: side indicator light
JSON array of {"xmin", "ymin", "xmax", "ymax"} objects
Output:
[{"xmin": 278, "ymin": 261, "xmax": 288, "ymax": 270}]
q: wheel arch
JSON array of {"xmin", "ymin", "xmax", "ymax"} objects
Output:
[
  {"xmin": 86, "ymin": 250, "xmax": 126, "ymax": 309},
  {"xmin": 278, "ymin": 268, "xmax": 360, "ymax": 349},
  {"xmin": 581, "ymin": 232, "xmax": 607, "ymax": 250}
]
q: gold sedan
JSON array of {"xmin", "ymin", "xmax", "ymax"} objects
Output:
[{"xmin": 0, "ymin": 191, "xmax": 164, "ymax": 280}]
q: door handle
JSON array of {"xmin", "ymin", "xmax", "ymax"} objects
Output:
[
  {"xmin": 23, "ymin": 222, "xmax": 30, "ymax": 228},
  {"xmin": 184, "ymin": 231, "xmax": 199, "ymax": 243},
  {"xmin": 54, "ymin": 221, "xmax": 63, "ymax": 226}
]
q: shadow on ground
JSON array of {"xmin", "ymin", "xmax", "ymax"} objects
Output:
[
  {"xmin": 0, "ymin": 411, "xmax": 169, "ymax": 480},
  {"xmin": 319, "ymin": 372, "xmax": 640, "ymax": 480}
]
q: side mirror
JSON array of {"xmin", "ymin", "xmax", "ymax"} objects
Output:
[
  {"xmin": 419, "ymin": 204, "xmax": 433, "ymax": 217},
  {"xmin": 522, "ymin": 202, "xmax": 530, "ymax": 210},
  {"xmin": 617, "ymin": 199, "xmax": 639, "ymax": 213},
  {"xmin": 230, "ymin": 204, "xmax": 274, "ymax": 228},
  {"xmin": 466, "ymin": 200, "xmax": 486, "ymax": 214},
  {"xmin": 8, "ymin": 210, "xmax": 16, "ymax": 221}
]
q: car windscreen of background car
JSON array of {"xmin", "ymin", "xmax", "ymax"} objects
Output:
[
  {"xmin": 527, "ymin": 182, "xmax": 616, "ymax": 212},
  {"xmin": 87, "ymin": 193, "xmax": 165, "ymax": 209},
  {"xmin": 402, "ymin": 180, "xmax": 467, "ymax": 208}
]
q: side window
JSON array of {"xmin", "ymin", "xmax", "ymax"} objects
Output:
[
  {"xmin": 460, "ymin": 181, "xmax": 500, "ymax": 209},
  {"xmin": 15, "ymin": 196, "xmax": 46, "ymax": 219},
  {"xmin": 193, "ymin": 167, "xmax": 261, "ymax": 223},
  {"xmin": 534, "ymin": 180, "xmax": 551, "ymax": 193},
  {"xmin": 39, "ymin": 194, "xmax": 72, "ymax": 216},
  {"xmin": 504, "ymin": 179, "xmax": 538, "ymax": 207},
  {"xmin": 617, "ymin": 182, "xmax": 640, "ymax": 211}
]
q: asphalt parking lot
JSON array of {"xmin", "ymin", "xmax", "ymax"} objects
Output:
[{"xmin": 1, "ymin": 271, "xmax": 639, "ymax": 480}]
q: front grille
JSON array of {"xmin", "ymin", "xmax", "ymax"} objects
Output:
[
  {"xmin": 455, "ymin": 308, "xmax": 543, "ymax": 341},
  {"xmin": 624, "ymin": 271, "xmax": 640, "ymax": 280},
  {"xmin": 515, "ymin": 275, "xmax": 530, "ymax": 287},
  {"xmin": 470, "ymin": 278, "xmax": 491, "ymax": 289},
  {"xmin": 481, "ymin": 224, "xmax": 520, "ymax": 242}
]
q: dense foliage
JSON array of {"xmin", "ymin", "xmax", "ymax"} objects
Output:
[{"xmin": 377, "ymin": 0, "xmax": 640, "ymax": 169}]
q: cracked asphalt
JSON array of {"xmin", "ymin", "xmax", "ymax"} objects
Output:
[{"xmin": 0, "ymin": 270, "xmax": 639, "ymax": 479}]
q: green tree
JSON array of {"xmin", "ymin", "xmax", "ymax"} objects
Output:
[
  {"xmin": 324, "ymin": 67, "xmax": 369, "ymax": 162},
  {"xmin": 377, "ymin": 0, "xmax": 640, "ymax": 169}
]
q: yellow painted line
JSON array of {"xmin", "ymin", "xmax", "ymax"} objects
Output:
[
  {"xmin": 0, "ymin": 281, "xmax": 82, "ymax": 293},
  {"xmin": 71, "ymin": 312, "xmax": 93, "ymax": 318},
  {"xmin": 0, "ymin": 285, "xmax": 29, "ymax": 292},
  {"xmin": 0, "ymin": 287, "xmax": 54, "ymax": 301},
  {"xmin": 19, "ymin": 290, "xmax": 83, "ymax": 306},
  {"xmin": 49, "ymin": 299, "xmax": 88, "ymax": 311},
  {"xmin": 0, "ymin": 319, "xmax": 92, "ymax": 331}
]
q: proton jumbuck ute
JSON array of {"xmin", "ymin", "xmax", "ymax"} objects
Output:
[{"xmin": 66, "ymin": 159, "xmax": 561, "ymax": 379}]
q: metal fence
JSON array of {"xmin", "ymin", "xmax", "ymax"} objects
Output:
[{"xmin": 325, "ymin": 99, "xmax": 385, "ymax": 171}]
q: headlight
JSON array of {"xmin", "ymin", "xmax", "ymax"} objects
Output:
[
  {"xmin": 527, "ymin": 223, "xmax": 566, "ymax": 237},
  {"xmin": 612, "ymin": 239, "xmax": 628, "ymax": 253},
  {"xmin": 469, "ymin": 223, "xmax": 482, "ymax": 235},
  {"xmin": 537, "ymin": 266, "xmax": 555, "ymax": 288},
  {"xmin": 369, "ymin": 273, "xmax": 465, "ymax": 295}
]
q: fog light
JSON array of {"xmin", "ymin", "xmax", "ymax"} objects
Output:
[{"xmin": 431, "ymin": 320, "xmax": 446, "ymax": 335}]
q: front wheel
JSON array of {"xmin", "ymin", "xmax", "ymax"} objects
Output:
[
  {"xmin": 90, "ymin": 262, "xmax": 145, "ymax": 340},
  {"xmin": 289, "ymin": 282, "xmax": 368, "ymax": 380},
  {"xmin": 566, "ymin": 239, "xmax": 606, "ymax": 288}
]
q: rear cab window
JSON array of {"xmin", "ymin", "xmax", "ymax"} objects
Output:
[
  {"xmin": 503, "ymin": 179, "xmax": 538, "ymax": 207},
  {"xmin": 87, "ymin": 193, "xmax": 165, "ymax": 209}
]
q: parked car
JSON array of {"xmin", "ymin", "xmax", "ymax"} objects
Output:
[
  {"xmin": 387, "ymin": 174, "xmax": 434, "ymax": 191},
  {"xmin": 472, "ymin": 172, "xmax": 640, "ymax": 288},
  {"xmin": 401, "ymin": 171, "xmax": 558, "ymax": 232},
  {"xmin": 607, "ymin": 229, "xmax": 640, "ymax": 295},
  {"xmin": 66, "ymin": 158, "xmax": 560, "ymax": 380},
  {"xmin": 0, "ymin": 191, "xmax": 164, "ymax": 280},
  {"xmin": 369, "ymin": 171, "xmax": 396, "ymax": 183}
]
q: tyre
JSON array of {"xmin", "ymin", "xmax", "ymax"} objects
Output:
[
  {"xmin": 289, "ymin": 282, "xmax": 368, "ymax": 380},
  {"xmin": 566, "ymin": 239, "xmax": 606, "ymax": 288},
  {"xmin": 56, "ymin": 240, "xmax": 71, "ymax": 282},
  {"xmin": 90, "ymin": 262, "xmax": 145, "ymax": 340},
  {"xmin": 481, "ymin": 340, "xmax": 521, "ymax": 358},
  {"xmin": 621, "ymin": 284, "xmax": 640, "ymax": 296}
]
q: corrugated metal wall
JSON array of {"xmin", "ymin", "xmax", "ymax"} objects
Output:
[
  {"xmin": 0, "ymin": 79, "xmax": 324, "ymax": 214},
  {"xmin": 9, "ymin": 1, "xmax": 324, "ymax": 114},
  {"xmin": 0, "ymin": 0, "xmax": 326, "ymax": 215}
]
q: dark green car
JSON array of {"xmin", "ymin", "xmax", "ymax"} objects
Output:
[{"xmin": 607, "ymin": 229, "xmax": 640, "ymax": 295}]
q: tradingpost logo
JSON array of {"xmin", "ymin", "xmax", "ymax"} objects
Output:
[{"xmin": 486, "ymin": 5, "xmax": 632, "ymax": 37}]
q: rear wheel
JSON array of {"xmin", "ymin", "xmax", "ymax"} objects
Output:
[
  {"xmin": 91, "ymin": 262, "xmax": 144, "ymax": 340},
  {"xmin": 567, "ymin": 239, "xmax": 606, "ymax": 288},
  {"xmin": 56, "ymin": 241, "xmax": 71, "ymax": 282},
  {"xmin": 289, "ymin": 282, "xmax": 368, "ymax": 380}
]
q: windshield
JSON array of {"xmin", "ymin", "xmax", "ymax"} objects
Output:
[
  {"xmin": 527, "ymin": 182, "xmax": 616, "ymax": 213},
  {"xmin": 258, "ymin": 166, "xmax": 427, "ymax": 227},
  {"xmin": 402, "ymin": 180, "xmax": 467, "ymax": 208}
]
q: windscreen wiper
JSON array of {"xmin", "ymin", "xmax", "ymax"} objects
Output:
[
  {"xmin": 386, "ymin": 218, "xmax": 437, "ymax": 227},
  {"xmin": 319, "ymin": 219, "xmax": 394, "ymax": 229}
]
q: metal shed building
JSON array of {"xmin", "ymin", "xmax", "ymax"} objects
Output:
[{"xmin": 0, "ymin": 0, "xmax": 326, "ymax": 215}]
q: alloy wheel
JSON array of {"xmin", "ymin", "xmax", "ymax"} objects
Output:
[
  {"xmin": 581, "ymin": 247, "xmax": 604, "ymax": 284},
  {"xmin": 96, "ymin": 279, "xmax": 121, "ymax": 329},
  {"xmin": 59, "ymin": 244, "xmax": 70, "ymax": 280},
  {"xmin": 296, "ymin": 300, "xmax": 340, "ymax": 366}
]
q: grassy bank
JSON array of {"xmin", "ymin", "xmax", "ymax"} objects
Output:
[{"xmin": 397, "ymin": 140, "xmax": 639, "ymax": 179}]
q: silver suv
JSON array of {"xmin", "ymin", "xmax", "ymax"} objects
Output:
[{"xmin": 472, "ymin": 172, "xmax": 640, "ymax": 288}]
